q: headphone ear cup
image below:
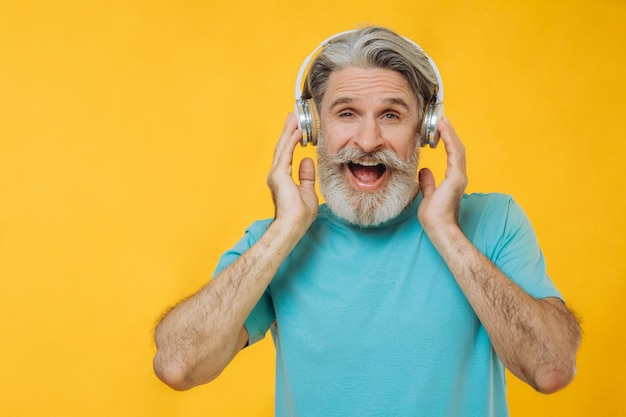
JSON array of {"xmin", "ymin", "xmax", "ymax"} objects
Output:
[
  {"xmin": 420, "ymin": 101, "xmax": 444, "ymax": 148},
  {"xmin": 308, "ymin": 99, "xmax": 320, "ymax": 146},
  {"xmin": 295, "ymin": 98, "xmax": 320, "ymax": 146}
]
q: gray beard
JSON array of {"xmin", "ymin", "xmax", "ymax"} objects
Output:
[{"xmin": 317, "ymin": 145, "xmax": 419, "ymax": 227}]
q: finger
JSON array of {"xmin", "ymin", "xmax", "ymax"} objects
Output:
[
  {"xmin": 298, "ymin": 157, "xmax": 316, "ymax": 190},
  {"xmin": 418, "ymin": 168, "xmax": 436, "ymax": 198},
  {"xmin": 268, "ymin": 114, "xmax": 305, "ymax": 195},
  {"xmin": 437, "ymin": 118, "xmax": 467, "ymax": 181},
  {"xmin": 272, "ymin": 113, "xmax": 302, "ymax": 168},
  {"xmin": 437, "ymin": 118, "xmax": 464, "ymax": 157}
]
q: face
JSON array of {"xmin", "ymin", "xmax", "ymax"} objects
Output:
[{"xmin": 316, "ymin": 67, "xmax": 421, "ymax": 226}]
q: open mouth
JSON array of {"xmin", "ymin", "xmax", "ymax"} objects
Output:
[{"xmin": 347, "ymin": 161, "xmax": 387, "ymax": 187}]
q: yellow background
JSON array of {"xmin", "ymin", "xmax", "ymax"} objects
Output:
[{"xmin": 1, "ymin": 0, "xmax": 624, "ymax": 415}]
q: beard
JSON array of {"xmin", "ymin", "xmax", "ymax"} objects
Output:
[{"xmin": 317, "ymin": 143, "xmax": 420, "ymax": 227}]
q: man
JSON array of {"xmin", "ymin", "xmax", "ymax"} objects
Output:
[{"xmin": 153, "ymin": 26, "xmax": 581, "ymax": 416}]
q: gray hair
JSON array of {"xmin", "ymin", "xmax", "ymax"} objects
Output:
[{"xmin": 302, "ymin": 26, "xmax": 439, "ymax": 122}]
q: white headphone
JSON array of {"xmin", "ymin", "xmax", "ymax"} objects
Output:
[{"xmin": 294, "ymin": 29, "xmax": 444, "ymax": 148}]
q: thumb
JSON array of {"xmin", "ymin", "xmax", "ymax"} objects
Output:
[
  {"xmin": 418, "ymin": 168, "xmax": 436, "ymax": 198},
  {"xmin": 298, "ymin": 157, "xmax": 316, "ymax": 190}
]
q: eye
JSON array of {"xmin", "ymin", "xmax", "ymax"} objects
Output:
[
  {"xmin": 383, "ymin": 113, "xmax": 400, "ymax": 120},
  {"xmin": 338, "ymin": 111, "xmax": 354, "ymax": 118}
]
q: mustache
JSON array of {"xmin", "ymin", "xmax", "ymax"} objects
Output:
[{"xmin": 318, "ymin": 147, "xmax": 417, "ymax": 172}]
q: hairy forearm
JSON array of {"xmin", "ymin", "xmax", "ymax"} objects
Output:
[
  {"xmin": 428, "ymin": 224, "xmax": 581, "ymax": 393},
  {"xmin": 153, "ymin": 219, "xmax": 304, "ymax": 390}
]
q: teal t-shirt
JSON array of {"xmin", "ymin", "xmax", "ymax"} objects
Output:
[{"xmin": 214, "ymin": 193, "xmax": 561, "ymax": 417}]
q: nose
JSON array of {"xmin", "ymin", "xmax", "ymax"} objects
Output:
[{"xmin": 353, "ymin": 116, "xmax": 384, "ymax": 153}]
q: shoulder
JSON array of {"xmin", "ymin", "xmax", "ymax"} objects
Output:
[
  {"xmin": 461, "ymin": 192, "xmax": 514, "ymax": 210},
  {"xmin": 244, "ymin": 218, "xmax": 273, "ymax": 242},
  {"xmin": 460, "ymin": 192, "xmax": 531, "ymax": 223},
  {"xmin": 463, "ymin": 192, "xmax": 532, "ymax": 225},
  {"xmin": 459, "ymin": 192, "xmax": 515, "ymax": 226},
  {"xmin": 459, "ymin": 192, "xmax": 532, "ymax": 247},
  {"xmin": 214, "ymin": 218, "xmax": 273, "ymax": 274}
]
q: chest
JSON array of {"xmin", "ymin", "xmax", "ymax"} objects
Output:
[{"xmin": 269, "ymin": 224, "xmax": 480, "ymax": 358}]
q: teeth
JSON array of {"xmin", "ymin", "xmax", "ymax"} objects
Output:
[{"xmin": 352, "ymin": 160, "xmax": 379, "ymax": 167}]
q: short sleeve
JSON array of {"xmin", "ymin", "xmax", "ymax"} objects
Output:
[
  {"xmin": 491, "ymin": 197, "xmax": 562, "ymax": 300},
  {"xmin": 461, "ymin": 194, "xmax": 562, "ymax": 300}
]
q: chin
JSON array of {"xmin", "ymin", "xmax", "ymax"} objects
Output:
[{"xmin": 321, "ymin": 175, "xmax": 418, "ymax": 227}]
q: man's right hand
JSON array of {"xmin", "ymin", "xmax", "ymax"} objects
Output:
[{"xmin": 267, "ymin": 113, "xmax": 319, "ymax": 234}]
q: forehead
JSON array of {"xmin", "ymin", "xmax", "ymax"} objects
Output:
[{"xmin": 323, "ymin": 67, "xmax": 417, "ymax": 108}]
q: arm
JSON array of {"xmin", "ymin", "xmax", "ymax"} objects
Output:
[
  {"xmin": 153, "ymin": 113, "xmax": 318, "ymax": 390},
  {"xmin": 418, "ymin": 118, "xmax": 581, "ymax": 394}
]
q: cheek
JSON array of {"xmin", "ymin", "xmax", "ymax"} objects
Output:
[
  {"xmin": 384, "ymin": 127, "xmax": 419, "ymax": 159},
  {"xmin": 320, "ymin": 121, "xmax": 355, "ymax": 152}
]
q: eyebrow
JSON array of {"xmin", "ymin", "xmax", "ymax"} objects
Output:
[
  {"xmin": 328, "ymin": 97, "xmax": 354, "ymax": 110},
  {"xmin": 328, "ymin": 97, "xmax": 412, "ymax": 112}
]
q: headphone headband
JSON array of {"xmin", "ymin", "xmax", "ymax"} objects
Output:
[{"xmin": 294, "ymin": 29, "xmax": 444, "ymax": 105}]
